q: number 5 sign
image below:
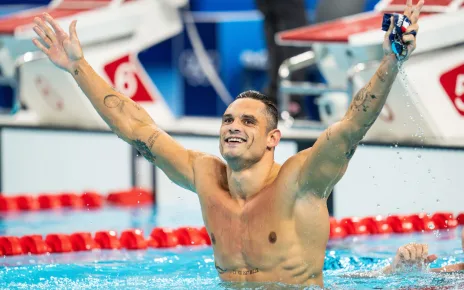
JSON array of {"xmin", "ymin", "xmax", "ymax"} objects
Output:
[
  {"xmin": 440, "ymin": 63, "xmax": 464, "ymax": 117},
  {"xmin": 103, "ymin": 55, "xmax": 155, "ymax": 103}
]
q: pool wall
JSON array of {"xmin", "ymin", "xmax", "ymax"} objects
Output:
[{"xmin": 1, "ymin": 125, "xmax": 462, "ymax": 219}]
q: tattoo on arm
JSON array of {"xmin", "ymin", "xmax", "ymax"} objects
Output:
[
  {"xmin": 104, "ymin": 94, "xmax": 122, "ymax": 108},
  {"xmin": 326, "ymin": 126, "xmax": 332, "ymax": 140},
  {"xmin": 146, "ymin": 129, "xmax": 162, "ymax": 149},
  {"xmin": 74, "ymin": 69, "xmax": 78, "ymax": 76},
  {"xmin": 376, "ymin": 70, "xmax": 386, "ymax": 83},
  {"xmin": 345, "ymin": 144, "xmax": 358, "ymax": 160},
  {"xmin": 132, "ymin": 102, "xmax": 142, "ymax": 110},
  {"xmin": 133, "ymin": 130, "xmax": 162, "ymax": 163},
  {"xmin": 350, "ymin": 87, "xmax": 369, "ymax": 113},
  {"xmin": 104, "ymin": 94, "xmax": 143, "ymax": 114}
]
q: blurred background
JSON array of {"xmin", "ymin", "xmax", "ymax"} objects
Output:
[{"xmin": 0, "ymin": 0, "xmax": 463, "ymax": 219}]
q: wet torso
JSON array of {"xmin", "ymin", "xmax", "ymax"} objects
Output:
[{"xmin": 193, "ymin": 156, "xmax": 330, "ymax": 287}]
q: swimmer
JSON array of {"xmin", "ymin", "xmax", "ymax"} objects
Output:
[
  {"xmin": 352, "ymin": 229, "xmax": 464, "ymax": 278},
  {"xmin": 30, "ymin": 0, "xmax": 423, "ymax": 287}
]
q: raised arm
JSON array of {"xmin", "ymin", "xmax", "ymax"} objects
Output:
[
  {"xmin": 296, "ymin": 0, "xmax": 423, "ymax": 197},
  {"xmin": 32, "ymin": 13, "xmax": 200, "ymax": 192}
]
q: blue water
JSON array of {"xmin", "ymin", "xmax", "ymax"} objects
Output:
[{"xmin": 0, "ymin": 207, "xmax": 463, "ymax": 289}]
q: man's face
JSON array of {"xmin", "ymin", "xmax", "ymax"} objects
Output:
[{"xmin": 219, "ymin": 98, "xmax": 272, "ymax": 164}]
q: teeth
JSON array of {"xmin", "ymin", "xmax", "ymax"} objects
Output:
[{"xmin": 227, "ymin": 138, "xmax": 244, "ymax": 143}]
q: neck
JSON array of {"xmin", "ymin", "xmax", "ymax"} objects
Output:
[{"xmin": 226, "ymin": 154, "xmax": 278, "ymax": 202}]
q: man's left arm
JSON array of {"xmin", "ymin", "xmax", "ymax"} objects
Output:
[
  {"xmin": 295, "ymin": 0, "xmax": 423, "ymax": 197},
  {"xmin": 296, "ymin": 54, "xmax": 399, "ymax": 197}
]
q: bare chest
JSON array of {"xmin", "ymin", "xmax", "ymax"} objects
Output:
[{"xmin": 200, "ymin": 189, "xmax": 293, "ymax": 271}]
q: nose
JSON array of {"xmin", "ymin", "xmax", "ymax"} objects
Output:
[{"xmin": 229, "ymin": 128, "xmax": 240, "ymax": 134}]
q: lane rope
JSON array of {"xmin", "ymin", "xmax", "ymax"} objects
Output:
[{"xmin": 0, "ymin": 212, "xmax": 462, "ymax": 256}]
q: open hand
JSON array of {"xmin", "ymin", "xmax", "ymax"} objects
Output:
[
  {"xmin": 389, "ymin": 243, "xmax": 437, "ymax": 273},
  {"xmin": 383, "ymin": 0, "xmax": 424, "ymax": 61},
  {"xmin": 32, "ymin": 13, "xmax": 83, "ymax": 73}
]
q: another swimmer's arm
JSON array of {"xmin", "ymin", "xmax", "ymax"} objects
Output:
[
  {"xmin": 430, "ymin": 263, "xmax": 464, "ymax": 273},
  {"xmin": 32, "ymin": 13, "xmax": 198, "ymax": 192},
  {"xmin": 344, "ymin": 244, "xmax": 440, "ymax": 278}
]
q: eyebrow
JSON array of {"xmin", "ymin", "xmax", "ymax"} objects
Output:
[
  {"xmin": 222, "ymin": 114, "xmax": 259, "ymax": 122},
  {"xmin": 241, "ymin": 114, "xmax": 258, "ymax": 123}
]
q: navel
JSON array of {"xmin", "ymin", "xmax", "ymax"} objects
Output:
[{"xmin": 268, "ymin": 231, "xmax": 277, "ymax": 244}]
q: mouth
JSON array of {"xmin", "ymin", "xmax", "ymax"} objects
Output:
[{"xmin": 224, "ymin": 136, "xmax": 247, "ymax": 144}]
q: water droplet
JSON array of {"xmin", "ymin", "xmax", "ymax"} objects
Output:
[
  {"xmin": 394, "ymin": 144, "xmax": 398, "ymax": 148},
  {"xmin": 417, "ymin": 154, "xmax": 421, "ymax": 159},
  {"xmin": 377, "ymin": 204, "xmax": 380, "ymax": 207},
  {"xmin": 436, "ymin": 199, "xmax": 439, "ymax": 203},
  {"xmin": 432, "ymin": 177, "xmax": 436, "ymax": 181}
]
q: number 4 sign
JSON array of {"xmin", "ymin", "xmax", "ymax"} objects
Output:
[
  {"xmin": 103, "ymin": 55, "xmax": 155, "ymax": 103},
  {"xmin": 440, "ymin": 64, "xmax": 464, "ymax": 117}
]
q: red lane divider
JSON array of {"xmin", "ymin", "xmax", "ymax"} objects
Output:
[
  {"xmin": 20, "ymin": 235, "xmax": 50, "ymax": 255},
  {"xmin": 330, "ymin": 212, "xmax": 462, "ymax": 239},
  {"xmin": 95, "ymin": 231, "xmax": 122, "ymax": 249},
  {"xmin": 0, "ymin": 226, "xmax": 212, "ymax": 257},
  {"xmin": 46, "ymin": 234, "xmax": 73, "ymax": 253},
  {"xmin": 70, "ymin": 232, "xmax": 100, "ymax": 251},
  {"xmin": 0, "ymin": 188, "xmax": 154, "ymax": 212},
  {"xmin": 0, "ymin": 212, "xmax": 461, "ymax": 257}
]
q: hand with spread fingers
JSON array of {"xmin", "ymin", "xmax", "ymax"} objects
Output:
[
  {"xmin": 383, "ymin": 0, "xmax": 424, "ymax": 61},
  {"xmin": 384, "ymin": 243, "xmax": 438, "ymax": 274},
  {"xmin": 32, "ymin": 13, "xmax": 83, "ymax": 73}
]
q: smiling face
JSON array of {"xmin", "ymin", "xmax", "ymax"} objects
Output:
[{"xmin": 219, "ymin": 98, "xmax": 280, "ymax": 167}]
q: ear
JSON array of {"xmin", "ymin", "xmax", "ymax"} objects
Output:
[{"xmin": 267, "ymin": 129, "xmax": 281, "ymax": 150}]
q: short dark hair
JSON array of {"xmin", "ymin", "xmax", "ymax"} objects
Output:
[{"xmin": 236, "ymin": 90, "xmax": 278, "ymax": 131}]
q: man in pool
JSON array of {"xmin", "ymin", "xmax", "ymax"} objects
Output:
[{"xmin": 30, "ymin": 0, "xmax": 423, "ymax": 287}]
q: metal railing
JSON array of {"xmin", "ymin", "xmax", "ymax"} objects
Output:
[{"xmin": 277, "ymin": 50, "xmax": 380, "ymax": 128}]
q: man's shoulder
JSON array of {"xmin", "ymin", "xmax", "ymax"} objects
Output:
[{"xmin": 190, "ymin": 151, "xmax": 226, "ymax": 172}]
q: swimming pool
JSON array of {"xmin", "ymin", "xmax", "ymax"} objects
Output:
[{"xmin": 0, "ymin": 206, "xmax": 463, "ymax": 289}]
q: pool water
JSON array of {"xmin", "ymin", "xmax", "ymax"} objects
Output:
[{"xmin": 0, "ymin": 206, "xmax": 463, "ymax": 289}]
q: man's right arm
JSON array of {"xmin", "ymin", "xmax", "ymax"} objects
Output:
[
  {"xmin": 32, "ymin": 13, "xmax": 200, "ymax": 192},
  {"xmin": 71, "ymin": 59, "xmax": 199, "ymax": 191}
]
